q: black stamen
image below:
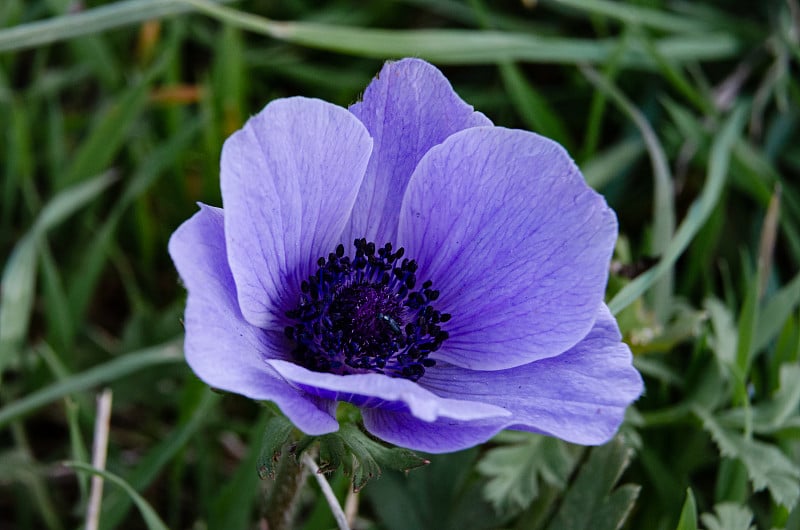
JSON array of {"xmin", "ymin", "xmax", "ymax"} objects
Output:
[{"xmin": 283, "ymin": 239, "xmax": 449, "ymax": 381}]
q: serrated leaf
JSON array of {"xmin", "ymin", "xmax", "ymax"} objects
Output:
[
  {"xmin": 335, "ymin": 423, "xmax": 428, "ymax": 491},
  {"xmin": 699, "ymin": 503, "xmax": 755, "ymax": 530},
  {"xmin": 546, "ymin": 437, "xmax": 640, "ymax": 530},
  {"xmin": 477, "ymin": 434, "xmax": 576, "ymax": 514},
  {"xmin": 694, "ymin": 407, "xmax": 800, "ymax": 508},
  {"xmin": 719, "ymin": 363, "xmax": 800, "ymax": 434},
  {"xmin": 256, "ymin": 415, "xmax": 295, "ymax": 480},
  {"xmin": 336, "ymin": 424, "xmax": 382, "ymax": 491},
  {"xmin": 675, "ymin": 488, "xmax": 698, "ymax": 530},
  {"xmin": 369, "ymin": 443, "xmax": 430, "ymax": 474},
  {"xmin": 317, "ymin": 432, "xmax": 347, "ymax": 474}
]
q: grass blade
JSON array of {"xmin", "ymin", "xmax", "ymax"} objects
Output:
[
  {"xmin": 0, "ymin": 340, "xmax": 182, "ymax": 428},
  {"xmin": 609, "ymin": 105, "xmax": 747, "ymax": 315},
  {"xmin": 545, "ymin": 0, "xmax": 709, "ymax": 34},
  {"xmin": 581, "ymin": 65, "xmax": 675, "ymax": 320},
  {"xmin": 0, "ymin": 172, "xmax": 115, "ymax": 376},
  {"xmin": 675, "ymin": 488, "xmax": 698, "ymax": 530},
  {"xmin": 178, "ymin": 0, "xmax": 739, "ymax": 67},
  {"xmin": 64, "ymin": 462, "xmax": 169, "ymax": 530},
  {"xmin": 0, "ymin": 0, "xmax": 233, "ymax": 53}
]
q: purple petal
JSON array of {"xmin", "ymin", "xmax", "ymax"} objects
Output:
[
  {"xmin": 362, "ymin": 409, "xmax": 504, "ymax": 453},
  {"xmin": 418, "ymin": 305, "xmax": 643, "ymax": 445},
  {"xmin": 267, "ymin": 359, "xmax": 509, "ymax": 423},
  {"xmin": 398, "ymin": 126, "xmax": 618, "ymax": 370},
  {"xmin": 343, "ymin": 58, "xmax": 491, "ymax": 247},
  {"xmin": 221, "ymin": 97, "xmax": 373, "ymax": 329},
  {"xmin": 168, "ymin": 205, "xmax": 339, "ymax": 435}
]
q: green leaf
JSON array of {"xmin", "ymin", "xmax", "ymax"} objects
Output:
[
  {"xmin": 363, "ymin": 448, "xmax": 497, "ymax": 530},
  {"xmin": 0, "ymin": 172, "xmax": 115, "ymax": 376},
  {"xmin": 675, "ymin": 488, "xmax": 698, "ymax": 530},
  {"xmin": 0, "ymin": 237, "xmax": 37, "ymax": 367},
  {"xmin": 317, "ymin": 431, "xmax": 348, "ymax": 474},
  {"xmin": 60, "ymin": 86, "xmax": 149, "ymax": 189},
  {"xmin": 735, "ymin": 266, "xmax": 760, "ymax": 378},
  {"xmin": 546, "ymin": 437, "xmax": 640, "ymax": 530},
  {"xmin": 209, "ymin": 414, "xmax": 269, "ymax": 530},
  {"xmin": 498, "ymin": 62, "xmax": 573, "ymax": 151},
  {"xmin": 64, "ymin": 461, "xmax": 169, "ymax": 530},
  {"xmin": 0, "ymin": 339, "xmax": 182, "ymax": 428},
  {"xmin": 179, "ymin": 0, "xmax": 739, "ymax": 67},
  {"xmin": 295, "ymin": 421, "xmax": 429, "ymax": 492},
  {"xmin": 705, "ymin": 298, "xmax": 738, "ymax": 368},
  {"xmin": 694, "ymin": 406, "xmax": 800, "ymax": 508},
  {"xmin": 99, "ymin": 387, "xmax": 219, "ymax": 530},
  {"xmin": 755, "ymin": 270, "xmax": 800, "ymax": 353},
  {"xmin": 0, "ymin": 449, "xmax": 63, "ymax": 530},
  {"xmin": 0, "ymin": 0, "xmax": 235, "ymax": 52},
  {"xmin": 68, "ymin": 117, "xmax": 203, "ymax": 327},
  {"xmin": 477, "ymin": 433, "xmax": 577, "ymax": 515},
  {"xmin": 541, "ymin": 0, "xmax": 710, "ymax": 33},
  {"xmin": 580, "ymin": 64, "xmax": 675, "ymax": 320},
  {"xmin": 335, "ymin": 423, "xmax": 428, "ymax": 492},
  {"xmin": 699, "ymin": 503, "xmax": 755, "ymax": 530},
  {"xmin": 718, "ymin": 363, "xmax": 800, "ymax": 434},
  {"xmin": 334, "ymin": 424, "xmax": 382, "ymax": 492},
  {"xmin": 582, "ymin": 138, "xmax": 644, "ymax": 190},
  {"xmin": 609, "ymin": 105, "xmax": 746, "ymax": 315},
  {"xmin": 256, "ymin": 414, "xmax": 296, "ymax": 480}
]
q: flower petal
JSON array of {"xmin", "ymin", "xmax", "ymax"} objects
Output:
[
  {"xmin": 168, "ymin": 205, "xmax": 339, "ymax": 435},
  {"xmin": 221, "ymin": 97, "xmax": 373, "ymax": 329},
  {"xmin": 343, "ymin": 58, "xmax": 491, "ymax": 247},
  {"xmin": 361, "ymin": 409, "xmax": 504, "ymax": 453},
  {"xmin": 266, "ymin": 359, "xmax": 510, "ymax": 423},
  {"xmin": 398, "ymin": 126, "xmax": 618, "ymax": 370},
  {"xmin": 418, "ymin": 305, "xmax": 643, "ymax": 445}
]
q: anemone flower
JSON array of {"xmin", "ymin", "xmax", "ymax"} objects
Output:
[{"xmin": 168, "ymin": 58, "xmax": 643, "ymax": 453}]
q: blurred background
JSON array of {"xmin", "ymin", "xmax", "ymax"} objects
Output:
[{"xmin": 1, "ymin": 1, "xmax": 799, "ymax": 529}]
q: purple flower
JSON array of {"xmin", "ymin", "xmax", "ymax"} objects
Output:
[{"xmin": 168, "ymin": 58, "xmax": 643, "ymax": 453}]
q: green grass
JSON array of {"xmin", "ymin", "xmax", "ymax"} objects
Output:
[{"xmin": 1, "ymin": 1, "xmax": 799, "ymax": 529}]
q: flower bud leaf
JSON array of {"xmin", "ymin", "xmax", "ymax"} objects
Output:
[
  {"xmin": 317, "ymin": 432, "xmax": 348, "ymax": 475},
  {"xmin": 257, "ymin": 415, "xmax": 295, "ymax": 480},
  {"xmin": 337, "ymin": 423, "xmax": 428, "ymax": 491}
]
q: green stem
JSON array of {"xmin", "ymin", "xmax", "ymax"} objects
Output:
[{"xmin": 264, "ymin": 450, "xmax": 309, "ymax": 530}]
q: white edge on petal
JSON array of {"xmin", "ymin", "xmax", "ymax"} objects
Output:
[{"xmin": 266, "ymin": 359, "xmax": 510, "ymax": 423}]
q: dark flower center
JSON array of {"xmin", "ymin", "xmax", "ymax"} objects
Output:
[{"xmin": 284, "ymin": 238, "xmax": 450, "ymax": 381}]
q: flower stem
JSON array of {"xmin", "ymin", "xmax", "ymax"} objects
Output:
[
  {"xmin": 264, "ymin": 449, "xmax": 309, "ymax": 530},
  {"xmin": 301, "ymin": 452, "xmax": 351, "ymax": 530}
]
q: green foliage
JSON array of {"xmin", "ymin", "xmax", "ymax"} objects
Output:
[
  {"xmin": 65, "ymin": 462, "xmax": 169, "ymax": 530},
  {"xmin": 256, "ymin": 414, "xmax": 296, "ymax": 480},
  {"xmin": 700, "ymin": 503, "xmax": 756, "ymax": 530},
  {"xmin": 2, "ymin": 0, "xmax": 800, "ymax": 528},
  {"xmin": 546, "ymin": 437, "xmax": 640, "ymax": 530},
  {"xmin": 0, "ymin": 173, "xmax": 115, "ymax": 364},
  {"xmin": 477, "ymin": 432, "xmax": 577, "ymax": 515},
  {"xmin": 695, "ymin": 407, "xmax": 800, "ymax": 509},
  {"xmin": 364, "ymin": 448, "xmax": 498, "ymax": 530},
  {"xmin": 675, "ymin": 489, "xmax": 698, "ymax": 530},
  {"xmin": 295, "ymin": 421, "xmax": 429, "ymax": 492}
]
